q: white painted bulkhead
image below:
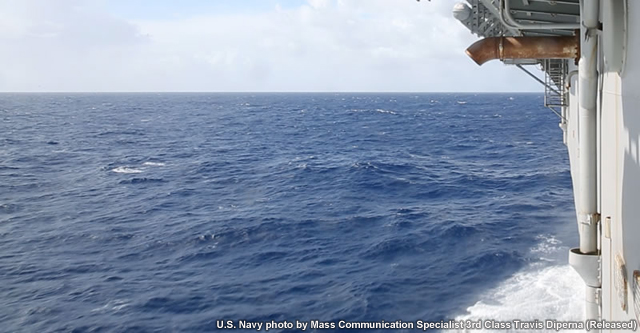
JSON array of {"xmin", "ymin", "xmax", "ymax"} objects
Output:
[
  {"xmin": 563, "ymin": 0, "xmax": 639, "ymax": 330},
  {"xmin": 452, "ymin": 0, "xmax": 640, "ymax": 328}
]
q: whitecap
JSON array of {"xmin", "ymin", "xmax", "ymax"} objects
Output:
[
  {"xmin": 376, "ymin": 109, "xmax": 397, "ymax": 115},
  {"xmin": 112, "ymin": 167, "xmax": 143, "ymax": 174},
  {"xmin": 143, "ymin": 162, "xmax": 166, "ymax": 167}
]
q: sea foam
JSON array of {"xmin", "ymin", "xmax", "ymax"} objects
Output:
[{"xmin": 455, "ymin": 234, "xmax": 584, "ymax": 332}]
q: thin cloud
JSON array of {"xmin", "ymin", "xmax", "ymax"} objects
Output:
[{"xmin": 0, "ymin": 0, "xmax": 543, "ymax": 92}]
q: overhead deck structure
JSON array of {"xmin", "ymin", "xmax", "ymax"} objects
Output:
[{"xmin": 455, "ymin": 0, "xmax": 581, "ymax": 117}]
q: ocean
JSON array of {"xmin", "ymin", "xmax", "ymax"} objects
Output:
[{"xmin": 0, "ymin": 93, "xmax": 583, "ymax": 332}]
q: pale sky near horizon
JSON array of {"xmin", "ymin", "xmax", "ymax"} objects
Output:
[{"xmin": 0, "ymin": 0, "xmax": 545, "ymax": 92}]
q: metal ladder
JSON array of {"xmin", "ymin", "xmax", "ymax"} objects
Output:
[{"xmin": 543, "ymin": 59, "xmax": 568, "ymax": 115}]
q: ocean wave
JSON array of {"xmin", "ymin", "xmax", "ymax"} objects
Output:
[
  {"xmin": 91, "ymin": 299, "xmax": 131, "ymax": 313},
  {"xmin": 118, "ymin": 178, "xmax": 165, "ymax": 184},
  {"xmin": 1, "ymin": 93, "xmax": 575, "ymax": 331},
  {"xmin": 97, "ymin": 129, "xmax": 146, "ymax": 136},
  {"xmin": 111, "ymin": 167, "xmax": 143, "ymax": 174},
  {"xmin": 375, "ymin": 109, "xmax": 397, "ymax": 114}
]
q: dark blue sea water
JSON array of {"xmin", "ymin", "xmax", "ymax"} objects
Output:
[{"xmin": 1, "ymin": 93, "xmax": 581, "ymax": 332}]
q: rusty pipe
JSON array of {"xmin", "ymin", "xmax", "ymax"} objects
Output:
[{"xmin": 465, "ymin": 35, "xmax": 579, "ymax": 66}]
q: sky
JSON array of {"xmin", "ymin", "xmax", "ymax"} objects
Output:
[{"xmin": 0, "ymin": 0, "xmax": 545, "ymax": 92}]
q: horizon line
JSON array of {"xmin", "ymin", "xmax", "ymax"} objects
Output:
[{"xmin": 0, "ymin": 91, "xmax": 542, "ymax": 94}]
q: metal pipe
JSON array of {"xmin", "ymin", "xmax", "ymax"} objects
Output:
[
  {"xmin": 499, "ymin": 0, "xmax": 580, "ymax": 30},
  {"xmin": 530, "ymin": 0, "xmax": 581, "ymax": 5},
  {"xmin": 586, "ymin": 286, "xmax": 601, "ymax": 324},
  {"xmin": 465, "ymin": 35, "xmax": 579, "ymax": 65},
  {"xmin": 477, "ymin": 0, "xmax": 520, "ymax": 36},
  {"xmin": 576, "ymin": 0, "xmax": 601, "ymax": 327},
  {"xmin": 507, "ymin": 8, "xmax": 580, "ymax": 19},
  {"xmin": 577, "ymin": 0, "xmax": 599, "ymax": 256},
  {"xmin": 583, "ymin": 0, "xmax": 600, "ymax": 28}
]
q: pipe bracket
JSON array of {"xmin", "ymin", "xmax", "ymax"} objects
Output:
[
  {"xmin": 579, "ymin": 213, "xmax": 601, "ymax": 226},
  {"xmin": 569, "ymin": 248, "xmax": 602, "ymax": 288}
]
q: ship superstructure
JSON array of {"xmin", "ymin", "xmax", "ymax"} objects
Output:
[{"xmin": 451, "ymin": 0, "xmax": 637, "ymax": 331}]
